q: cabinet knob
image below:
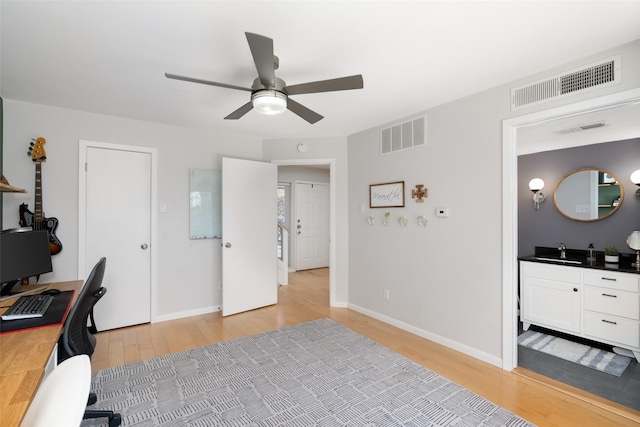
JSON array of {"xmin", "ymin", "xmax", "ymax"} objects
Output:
[{"xmin": 573, "ymin": 288, "xmax": 578, "ymax": 292}]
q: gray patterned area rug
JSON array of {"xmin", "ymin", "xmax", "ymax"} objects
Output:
[{"xmin": 83, "ymin": 319, "xmax": 535, "ymax": 426}]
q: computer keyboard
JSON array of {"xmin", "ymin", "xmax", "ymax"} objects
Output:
[{"xmin": 1, "ymin": 294, "xmax": 54, "ymax": 320}]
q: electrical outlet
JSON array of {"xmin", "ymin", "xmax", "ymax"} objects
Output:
[{"xmin": 383, "ymin": 289, "xmax": 390, "ymax": 300}]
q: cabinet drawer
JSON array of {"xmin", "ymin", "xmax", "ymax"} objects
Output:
[
  {"xmin": 521, "ymin": 262, "xmax": 581, "ymax": 284},
  {"xmin": 584, "ymin": 286, "xmax": 640, "ymax": 320},
  {"xmin": 583, "ymin": 271, "xmax": 639, "ymax": 292},
  {"xmin": 583, "ymin": 311, "xmax": 640, "ymax": 348}
]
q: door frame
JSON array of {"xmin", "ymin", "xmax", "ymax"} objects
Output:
[
  {"xmin": 271, "ymin": 159, "xmax": 337, "ymax": 307},
  {"xmin": 294, "ymin": 180, "xmax": 329, "ymax": 271},
  {"xmin": 501, "ymin": 88, "xmax": 640, "ymax": 370},
  {"xmin": 78, "ymin": 140, "xmax": 158, "ymax": 323}
]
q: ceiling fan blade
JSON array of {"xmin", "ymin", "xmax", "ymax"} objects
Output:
[
  {"xmin": 287, "ymin": 98, "xmax": 323, "ymax": 124},
  {"xmin": 224, "ymin": 102, "xmax": 254, "ymax": 120},
  {"xmin": 245, "ymin": 32, "xmax": 275, "ymax": 88},
  {"xmin": 165, "ymin": 73, "xmax": 252, "ymax": 92},
  {"xmin": 285, "ymin": 74, "xmax": 363, "ymax": 95}
]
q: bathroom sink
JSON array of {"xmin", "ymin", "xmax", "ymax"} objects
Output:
[{"xmin": 534, "ymin": 257, "xmax": 582, "ymax": 265}]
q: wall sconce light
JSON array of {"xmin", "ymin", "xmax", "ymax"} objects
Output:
[
  {"xmin": 528, "ymin": 178, "xmax": 545, "ymax": 210},
  {"xmin": 630, "ymin": 169, "xmax": 640, "ymax": 199}
]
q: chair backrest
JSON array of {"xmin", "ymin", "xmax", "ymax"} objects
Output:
[
  {"xmin": 59, "ymin": 257, "xmax": 107, "ymax": 360},
  {"xmin": 20, "ymin": 354, "xmax": 91, "ymax": 427}
]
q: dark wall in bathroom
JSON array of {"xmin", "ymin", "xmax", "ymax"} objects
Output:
[{"xmin": 518, "ymin": 137, "xmax": 640, "ymax": 256}]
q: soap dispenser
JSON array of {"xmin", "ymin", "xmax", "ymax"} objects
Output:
[{"xmin": 587, "ymin": 243, "xmax": 595, "ymax": 263}]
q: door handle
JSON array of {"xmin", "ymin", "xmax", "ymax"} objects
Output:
[
  {"xmin": 141, "ymin": 243, "xmax": 149, "ymax": 250},
  {"xmin": 225, "ymin": 242, "xmax": 232, "ymax": 248}
]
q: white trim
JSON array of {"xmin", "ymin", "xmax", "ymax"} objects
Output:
[
  {"xmin": 501, "ymin": 88, "xmax": 640, "ymax": 371},
  {"xmin": 348, "ymin": 303, "xmax": 502, "ymax": 367},
  {"xmin": 271, "ymin": 158, "xmax": 338, "ymax": 307},
  {"xmin": 155, "ymin": 306, "xmax": 220, "ymax": 323},
  {"xmin": 78, "ymin": 140, "xmax": 158, "ymax": 324}
]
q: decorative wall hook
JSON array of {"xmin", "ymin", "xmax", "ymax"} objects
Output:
[{"xmin": 411, "ymin": 184, "xmax": 428, "ymax": 203}]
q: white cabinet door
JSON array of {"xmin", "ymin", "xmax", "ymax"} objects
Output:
[{"xmin": 521, "ymin": 276, "xmax": 581, "ymax": 334}]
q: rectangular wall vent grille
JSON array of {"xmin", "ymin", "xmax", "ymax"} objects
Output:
[
  {"xmin": 511, "ymin": 56, "xmax": 620, "ymax": 111},
  {"xmin": 553, "ymin": 121, "xmax": 606, "ymax": 135},
  {"xmin": 380, "ymin": 116, "xmax": 426, "ymax": 155}
]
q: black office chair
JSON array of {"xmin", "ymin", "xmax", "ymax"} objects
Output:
[{"xmin": 58, "ymin": 257, "xmax": 122, "ymax": 427}]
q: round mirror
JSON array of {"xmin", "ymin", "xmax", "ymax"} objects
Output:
[{"xmin": 553, "ymin": 168, "xmax": 624, "ymax": 222}]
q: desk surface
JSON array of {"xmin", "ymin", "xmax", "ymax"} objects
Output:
[{"xmin": 0, "ymin": 280, "xmax": 83, "ymax": 427}]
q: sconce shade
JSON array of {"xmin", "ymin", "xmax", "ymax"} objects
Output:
[
  {"xmin": 631, "ymin": 169, "xmax": 640, "ymax": 186},
  {"xmin": 251, "ymin": 90, "xmax": 287, "ymax": 115},
  {"xmin": 528, "ymin": 178, "xmax": 544, "ymax": 192},
  {"xmin": 628, "ymin": 231, "xmax": 640, "ymax": 250}
]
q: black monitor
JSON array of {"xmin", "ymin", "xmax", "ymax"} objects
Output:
[{"xmin": 0, "ymin": 229, "xmax": 53, "ymax": 295}]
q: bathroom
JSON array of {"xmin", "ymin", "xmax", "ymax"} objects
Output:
[{"xmin": 517, "ymin": 127, "xmax": 640, "ymax": 411}]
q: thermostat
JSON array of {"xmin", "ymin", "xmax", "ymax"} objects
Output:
[{"xmin": 435, "ymin": 207, "xmax": 449, "ymax": 218}]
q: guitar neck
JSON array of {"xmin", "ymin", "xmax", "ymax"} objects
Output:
[{"xmin": 34, "ymin": 161, "xmax": 43, "ymax": 224}]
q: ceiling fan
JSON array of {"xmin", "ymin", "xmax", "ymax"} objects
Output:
[{"xmin": 165, "ymin": 32, "xmax": 364, "ymax": 124}]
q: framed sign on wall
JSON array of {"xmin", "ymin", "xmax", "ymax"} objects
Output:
[{"xmin": 369, "ymin": 181, "xmax": 405, "ymax": 208}]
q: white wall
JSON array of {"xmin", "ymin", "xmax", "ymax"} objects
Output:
[
  {"xmin": 2, "ymin": 100, "xmax": 262, "ymax": 320},
  {"xmin": 347, "ymin": 39, "xmax": 640, "ymax": 366},
  {"xmin": 263, "ymin": 136, "xmax": 349, "ymax": 305}
]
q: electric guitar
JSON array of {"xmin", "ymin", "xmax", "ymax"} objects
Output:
[{"xmin": 19, "ymin": 137, "xmax": 63, "ymax": 255}]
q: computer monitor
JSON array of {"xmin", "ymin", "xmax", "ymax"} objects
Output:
[{"xmin": 0, "ymin": 229, "xmax": 53, "ymax": 295}]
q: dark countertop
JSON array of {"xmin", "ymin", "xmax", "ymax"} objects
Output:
[{"xmin": 519, "ymin": 246, "xmax": 640, "ymax": 275}]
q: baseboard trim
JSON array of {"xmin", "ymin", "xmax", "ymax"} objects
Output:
[
  {"xmin": 154, "ymin": 306, "xmax": 220, "ymax": 323},
  {"xmin": 347, "ymin": 303, "xmax": 502, "ymax": 368}
]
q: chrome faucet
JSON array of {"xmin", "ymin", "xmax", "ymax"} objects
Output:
[{"xmin": 558, "ymin": 242, "xmax": 567, "ymax": 259}]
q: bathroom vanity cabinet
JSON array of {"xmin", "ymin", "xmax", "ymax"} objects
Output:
[{"xmin": 520, "ymin": 260, "xmax": 640, "ymax": 361}]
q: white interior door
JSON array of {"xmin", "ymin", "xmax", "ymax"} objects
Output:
[
  {"xmin": 222, "ymin": 158, "xmax": 277, "ymax": 316},
  {"xmin": 83, "ymin": 145, "xmax": 152, "ymax": 331},
  {"xmin": 296, "ymin": 182, "xmax": 329, "ymax": 270}
]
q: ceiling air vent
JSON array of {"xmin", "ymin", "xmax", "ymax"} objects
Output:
[
  {"xmin": 510, "ymin": 56, "xmax": 620, "ymax": 111},
  {"xmin": 380, "ymin": 116, "xmax": 426, "ymax": 155},
  {"xmin": 553, "ymin": 121, "xmax": 607, "ymax": 135}
]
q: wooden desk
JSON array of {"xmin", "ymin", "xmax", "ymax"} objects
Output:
[{"xmin": 0, "ymin": 280, "xmax": 83, "ymax": 427}]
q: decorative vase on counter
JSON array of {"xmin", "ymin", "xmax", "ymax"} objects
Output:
[{"xmin": 604, "ymin": 246, "xmax": 619, "ymax": 263}]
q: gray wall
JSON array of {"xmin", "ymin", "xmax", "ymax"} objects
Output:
[
  {"xmin": 347, "ymin": 39, "xmax": 640, "ymax": 366},
  {"xmin": 518, "ymin": 138, "xmax": 640, "ymax": 255}
]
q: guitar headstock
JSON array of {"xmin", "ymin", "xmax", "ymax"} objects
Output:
[{"xmin": 28, "ymin": 137, "xmax": 47, "ymax": 162}]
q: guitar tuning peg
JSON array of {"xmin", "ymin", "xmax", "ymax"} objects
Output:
[{"xmin": 29, "ymin": 142, "xmax": 34, "ymax": 146}]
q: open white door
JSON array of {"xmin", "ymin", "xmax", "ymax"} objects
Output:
[{"xmin": 222, "ymin": 158, "xmax": 277, "ymax": 316}]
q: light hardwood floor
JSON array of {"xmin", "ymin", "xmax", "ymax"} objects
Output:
[{"xmin": 92, "ymin": 268, "xmax": 640, "ymax": 427}]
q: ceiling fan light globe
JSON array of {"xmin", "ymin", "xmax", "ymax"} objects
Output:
[{"xmin": 252, "ymin": 90, "xmax": 287, "ymax": 115}]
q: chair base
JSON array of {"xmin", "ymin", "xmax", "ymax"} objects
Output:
[{"xmin": 85, "ymin": 409, "xmax": 122, "ymax": 427}]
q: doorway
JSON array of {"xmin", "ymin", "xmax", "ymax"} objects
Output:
[
  {"xmin": 272, "ymin": 159, "xmax": 336, "ymax": 306},
  {"xmin": 502, "ymin": 88, "xmax": 640, "ymax": 372}
]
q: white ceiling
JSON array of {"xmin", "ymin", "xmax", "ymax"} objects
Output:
[{"xmin": 2, "ymin": 1, "xmax": 640, "ymax": 140}]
